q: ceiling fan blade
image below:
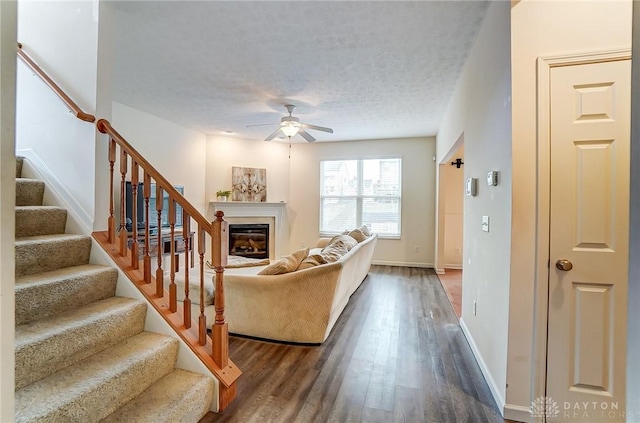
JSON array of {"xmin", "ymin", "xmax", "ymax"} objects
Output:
[
  {"xmin": 246, "ymin": 123, "xmax": 278, "ymax": 128},
  {"xmin": 301, "ymin": 123, "xmax": 333, "ymax": 133},
  {"xmin": 298, "ymin": 128, "xmax": 316, "ymax": 143},
  {"xmin": 265, "ymin": 128, "xmax": 284, "ymax": 141}
]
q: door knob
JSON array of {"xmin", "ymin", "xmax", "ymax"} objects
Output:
[{"xmin": 555, "ymin": 259, "xmax": 573, "ymax": 271}]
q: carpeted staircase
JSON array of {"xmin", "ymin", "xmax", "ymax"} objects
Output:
[{"xmin": 14, "ymin": 156, "xmax": 214, "ymax": 422}]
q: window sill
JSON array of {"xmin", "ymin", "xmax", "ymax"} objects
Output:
[{"xmin": 319, "ymin": 232, "xmax": 400, "ymax": 240}]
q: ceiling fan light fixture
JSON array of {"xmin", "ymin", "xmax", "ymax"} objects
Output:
[
  {"xmin": 281, "ymin": 123, "xmax": 300, "ymax": 138},
  {"xmin": 253, "ymin": 104, "xmax": 333, "ymax": 142}
]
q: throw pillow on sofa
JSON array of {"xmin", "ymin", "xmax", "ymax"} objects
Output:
[
  {"xmin": 347, "ymin": 228, "xmax": 367, "ymax": 243},
  {"xmin": 258, "ymin": 248, "xmax": 309, "ymax": 275},
  {"xmin": 321, "ymin": 234, "xmax": 358, "ymax": 262},
  {"xmin": 297, "ymin": 253, "xmax": 325, "ymax": 270}
]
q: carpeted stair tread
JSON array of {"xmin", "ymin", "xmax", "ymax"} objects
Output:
[
  {"xmin": 13, "ymin": 161, "xmax": 215, "ymax": 422},
  {"xmin": 15, "ymin": 332, "xmax": 179, "ymax": 423},
  {"xmin": 15, "ymin": 233, "xmax": 91, "ymax": 277},
  {"xmin": 16, "ymin": 156, "xmax": 23, "ymax": 178},
  {"xmin": 15, "ymin": 296, "xmax": 147, "ymax": 390},
  {"xmin": 101, "ymin": 369, "xmax": 214, "ymax": 423},
  {"xmin": 15, "ymin": 264, "xmax": 118, "ymax": 326},
  {"xmin": 16, "ymin": 178, "xmax": 44, "ymax": 206},
  {"xmin": 15, "ymin": 205, "xmax": 67, "ymax": 237}
]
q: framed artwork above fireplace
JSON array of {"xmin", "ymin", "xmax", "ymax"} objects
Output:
[{"xmin": 231, "ymin": 166, "xmax": 267, "ymax": 202}]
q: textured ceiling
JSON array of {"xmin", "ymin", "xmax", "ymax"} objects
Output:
[{"xmin": 112, "ymin": 1, "xmax": 489, "ymax": 142}]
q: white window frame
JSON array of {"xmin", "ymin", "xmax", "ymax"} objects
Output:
[{"xmin": 319, "ymin": 157, "xmax": 402, "ymax": 239}]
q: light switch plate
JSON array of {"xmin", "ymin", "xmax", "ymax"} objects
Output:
[
  {"xmin": 482, "ymin": 215, "xmax": 490, "ymax": 232},
  {"xmin": 487, "ymin": 171, "xmax": 499, "ymax": 186},
  {"xmin": 466, "ymin": 177, "xmax": 478, "ymax": 196}
]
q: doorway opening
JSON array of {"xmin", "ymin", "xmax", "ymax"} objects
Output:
[{"xmin": 436, "ymin": 137, "xmax": 465, "ymax": 317}]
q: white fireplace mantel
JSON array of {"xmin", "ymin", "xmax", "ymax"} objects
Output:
[{"xmin": 210, "ymin": 201, "xmax": 288, "ymax": 258}]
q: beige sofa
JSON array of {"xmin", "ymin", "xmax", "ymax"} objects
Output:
[
  {"xmin": 172, "ymin": 233, "xmax": 377, "ymax": 344},
  {"xmin": 222, "ymin": 234, "xmax": 377, "ymax": 343}
]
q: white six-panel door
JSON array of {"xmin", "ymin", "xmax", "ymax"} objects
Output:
[{"xmin": 547, "ymin": 59, "xmax": 630, "ymax": 422}]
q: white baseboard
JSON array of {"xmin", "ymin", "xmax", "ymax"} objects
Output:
[
  {"xmin": 443, "ymin": 264, "xmax": 463, "ymax": 270},
  {"xmin": 435, "ymin": 267, "xmax": 445, "ymax": 274},
  {"xmin": 371, "ymin": 260, "xmax": 434, "ymax": 268},
  {"xmin": 504, "ymin": 403, "xmax": 532, "ymax": 422},
  {"xmin": 17, "ymin": 148, "xmax": 93, "ymax": 234},
  {"xmin": 459, "ymin": 318, "xmax": 506, "ymax": 417}
]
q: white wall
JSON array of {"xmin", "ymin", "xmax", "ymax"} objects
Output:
[
  {"xmin": 111, "ymin": 102, "xmax": 207, "ymax": 216},
  {"xmin": 0, "ymin": 2, "xmax": 17, "ymax": 420},
  {"xmin": 436, "ymin": 0, "xmax": 511, "ymax": 412},
  {"xmin": 508, "ymin": 1, "xmax": 632, "ymax": 418},
  {"xmin": 289, "ymin": 137, "xmax": 435, "ymax": 266},
  {"xmin": 16, "ymin": 1, "xmax": 104, "ymax": 225}
]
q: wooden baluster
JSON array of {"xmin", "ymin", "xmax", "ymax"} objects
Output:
[
  {"xmin": 183, "ymin": 212, "xmax": 191, "ymax": 328},
  {"xmin": 169, "ymin": 197, "xmax": 177, "ymax": 313},
  {"xmin": 155, "ymin": 184, "xmax": 164, "ymax": 297},
  {"xmin": 119, "ymin": 149, "xmax": 128, "ymax": 256},
  {"xmin": 143, "ymin": 171, "xmax": 151, "ymax": 283},
  {"xmin": 108, "ymin": 139, "xmax": 116, "ymax": 244},
  {"xmin": 212, "ymin": 211, "xmax": 229, "ymax": 368},
  {"xmin": 198, "ymin": 225, "xmax": 207, "ymax": 345},
  {"xmin": 130, "ymin": 161, "xmax": 139, "ymax": 269}
]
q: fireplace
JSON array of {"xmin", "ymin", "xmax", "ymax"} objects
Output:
[
  {"xmin": 211, "ymin": 200, "xmax": 286, "ymax": 260},
  {"xmin": 228, "ymin": 224, "xmax": 269, "ymax": 259}
]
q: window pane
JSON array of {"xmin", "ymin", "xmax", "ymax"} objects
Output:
[
  {"xmin": 320, "ymin": 158, "xmax": 401, "ymax": 237},
  {"xmin": 362, "ymin": 158, "xmax": 401, "ymax": 196},
  {"xmin": 321, "ymin": 160, "xmax": 358, "ymax": 196},
  {"xmin": 362, "ymin": 197, "xmax": 400, "ymax": 235},
  {"xmin": 320, "ymin": 197, "xmax": 357, "ymax": 233}
]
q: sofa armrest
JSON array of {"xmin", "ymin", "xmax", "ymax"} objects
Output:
[{"xmin": 224, "ymin": 262, "xmax": 342, "ymax": 343}]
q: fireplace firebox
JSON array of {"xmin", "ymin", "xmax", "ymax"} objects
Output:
[{"xmin": 228, "ymin": 224, "xmax": 269, "ymax": 259}]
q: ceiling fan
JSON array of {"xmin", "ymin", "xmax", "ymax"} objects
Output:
[{"xmin": 249, "ymin": 105, "xmax": 333, "ymax": 142}]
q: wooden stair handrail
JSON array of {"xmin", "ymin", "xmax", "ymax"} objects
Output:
[
  {"xmin": 17, "ymin": 41, "xmax": 238, "ymax": 410},
  {"xmin": 96, "ymin": 118, "xmax": 240, "ymax": 409},
  {"xmin": 96, "ymin": 119, "xmax": 211, "ymax": 232},
  {"xmin": 17, "ymin": 43, "xmax": 95, "ymax": 123}
]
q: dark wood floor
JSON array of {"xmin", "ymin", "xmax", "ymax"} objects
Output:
[{"xmin": 201, "ymin": 265, "xmax": 508, "ymax": 423}]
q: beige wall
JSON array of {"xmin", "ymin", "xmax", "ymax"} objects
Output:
[
  {"xmin": 0, "ymin": 1, "xmax": 17, "ymax": 420},
  {"xmin": 508, "ymin": 0, "xmax": 632, "ymax": 419},
  {"xmin": 205, "ymin": 135, "xmax": 290, "ymax": 218},
  {"xmin": 206, "ymin": 136, "xmax": 435, "ymax": 265},
  {"xmin": 436, "ymin": 0, "xmax": 512, "ymax": 411},
  {"xmin": 628, "ymin": 2, "xmax": 640, "ymax": 415},
  {"xmin": 289, "ymin": 137, "xmax": 435, "ymax": 266}
]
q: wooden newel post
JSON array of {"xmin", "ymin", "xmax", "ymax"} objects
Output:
[{"xmin": 211, "ymin": 210, "xmax": 229, "ymax": 368}]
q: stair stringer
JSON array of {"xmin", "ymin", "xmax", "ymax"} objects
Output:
[{"xmin": 17, "ymin": 152, "xmax": 221, "ymax": 412}]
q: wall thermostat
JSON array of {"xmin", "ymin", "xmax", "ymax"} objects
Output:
[
  {"xmin": 465, "ymin": 177, "xmax": 478, "ymax": 196},
  {"xmin": 487, "ymin": 171, "xmax": 499, "ymax": 186}
]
